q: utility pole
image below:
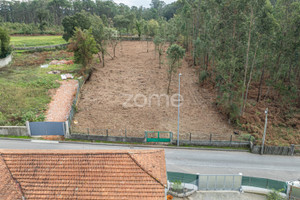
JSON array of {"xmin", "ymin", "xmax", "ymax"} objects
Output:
[
  {"xmin": 261, "ymin": 108, "xmax": 268, "ymax": 155},
  {"xmin": 177, "ymin": 73, "xmax": 182, "ymax": 147}
]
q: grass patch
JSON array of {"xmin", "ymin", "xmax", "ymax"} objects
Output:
[
  {"xmin": 0, "ymin": 50, "xmax": 80, "ymax": 126},
  {"xmin": 0, "ymin": 135, "xmax": 32, "ymax": 139},
  {"xmin": 11, "ymin": 36, "xmax": 66, "ymax": 47}
]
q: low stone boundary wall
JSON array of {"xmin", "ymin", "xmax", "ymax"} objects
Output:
[
  {"xmin": 0, "ymin": 54, "xmax": 12, "ymax": 68},
  {"xmin": 251, "ymin": 143, "xmax": 295, "ymax": 155},
  {"xmin": 13, "ymin": 43, "xmax": 68, "ymax": 50},
  {"xmin": 70, "ymin": 133, "xmax": 145, "ymax": 143},
  {"xmin": 173, "ymin": 140, "xmax": 250, "ymax": 148},
  {"xmin": 0, "ymin": 126, "xmax": 29, "ymax": 136}
]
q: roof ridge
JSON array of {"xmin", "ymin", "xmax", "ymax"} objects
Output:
[
  {"xmin": 0, "ymin": 154, "xmax": 25, "ymax": 199},
  {"xmin": 127, "ymin": 152, "xmax": 166, "ymax": 188}
]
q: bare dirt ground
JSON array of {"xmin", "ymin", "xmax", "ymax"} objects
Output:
[
  {"xmin": 46, "ymin": 80, "xmax": 78, "ymax": 122},
  {"xmin": 73, "ymin": 41, "xmax": 234, "ymax": 139}
]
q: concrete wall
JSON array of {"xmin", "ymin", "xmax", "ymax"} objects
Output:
[
  {"xmin": 70, "ymin": 134, "xmax": 145, "ymax": 143},
  {"xmin": 172, "ymin": 140, "xmax": 250, "ymax": 148},
  {"xmin": 251, "ymin": 144, "xmax": 294, "ymax": 155},
  {"xmin": 0, "ymin": 126, "xmax": 29, "ymax": 136},
  {"xmin": 0, "ymin": 54, "xmax": 12, "ymax": 68}
]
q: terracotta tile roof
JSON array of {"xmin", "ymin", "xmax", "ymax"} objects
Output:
[
  {"xmin": 0, "ymin": 149, "xmax": 167, "ymax": 200},
  {"xmin": 0, "ymin": 157, "xmax": 23, "ymax": 200}
]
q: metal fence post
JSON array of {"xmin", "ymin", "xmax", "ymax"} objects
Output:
[
  {"xmin": 125, "ymin": 129, "xmax": 127, "ymax": 138},
  {"xmin": 290, "ymin": 144, "xmax": 295, "ymax": 156},
  {"xmin": 210, "ymin": 134, "xmax": 212, "ymax": 143},
  {"xmin": 196, "ymin": 173, "xmax": 200, "ymax": 191},
  {"xmin": 106, "ymin": 129, "xmax": 108, "ymax": 137},
  {"xmin": 189, "ymin": 133, "xmax": 192, "ymax": 142},
  {"xmin": 87, "ymin": 128, "xmax": 89, "ymax": 135}
]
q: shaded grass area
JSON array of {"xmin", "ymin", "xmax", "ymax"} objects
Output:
[
  {"xmin": 11, "ymin": 36, "xmax": 66, "ymax": 47},
  {"xmin": 0, "ymin": 50, "xmax": 80, "ymax": 126}
]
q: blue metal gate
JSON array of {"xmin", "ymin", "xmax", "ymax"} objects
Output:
[{"xmin": 29, "ymin": 122, "xmax": 65, "ymax": 136}]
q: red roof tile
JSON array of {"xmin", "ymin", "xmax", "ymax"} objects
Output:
[{"xmin": 0, "ymin": 149, "xmax": 167, "ymax": 200}]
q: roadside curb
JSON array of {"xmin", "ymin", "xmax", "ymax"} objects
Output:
[
  {"xmin": 59, "ymin": 140, "xmax": 250, "ymax": 152},
  {"xmin": 0, "ymin": 137, "xmax": 249, "ymax": 152}
]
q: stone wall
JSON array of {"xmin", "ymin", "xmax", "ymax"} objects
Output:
[
  {"xmin": 0, "ymin": 54, "xmax": 12, "ymax": 68},
  {"xmin": 0, "ymin": 126, "xmax": 29, "ymax": 136},
  {"xmin": 251, "ymin": 143, "xmax": 295, "ymax": 155}
]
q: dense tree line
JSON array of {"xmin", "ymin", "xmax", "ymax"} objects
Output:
[
  {"xmin": 0, "ymin": 0, "xmax": 178, "ymax": 28},
  {"xmin": 167, "ymin": 0, "xmax": 300, "ymax": 124}
]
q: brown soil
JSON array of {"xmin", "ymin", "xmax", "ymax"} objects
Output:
[{"xmin": 73, "ymin": 41, "xmax": 234, "ymax": 140}]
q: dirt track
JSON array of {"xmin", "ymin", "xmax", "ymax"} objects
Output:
[{"xmin": 73, "ymin": 41, "xmax": 234, "ymax": 139}]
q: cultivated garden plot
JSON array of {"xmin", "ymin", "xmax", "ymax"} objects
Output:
[{"xmin": 72, "ymin": 41, "xmax": 234, "ymax": 140}]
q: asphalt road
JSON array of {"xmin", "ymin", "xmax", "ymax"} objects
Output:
[{"xmin": 0, "ymin": 139, "xmax": 299, "ymax": 181}]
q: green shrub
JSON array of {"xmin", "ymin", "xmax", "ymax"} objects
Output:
[
  {"xmin": 21, "ymin": 111, "xmax": 45, "ymax": 124},
  {"xmin": 199, "ymin": 70, "xmax": 209, "ymax": 83},
  {"xmin": 0, "ymin": 26, "xmax": 11, "ymax": 58},
  {"xmin": 172, "ymin": 180, "xmax": 183, "ymax": 192},
  {"xmin": 267, "ymin": 190, "xmax": 285, "ymax": 200}
]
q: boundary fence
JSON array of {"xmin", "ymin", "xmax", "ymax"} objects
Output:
[
  {"xmin": 70, "ymin": 125, "xmax": 251, "ymax": 147},
  {"xmin": 251, "ymin": 144, "xmax": 296, "ymax": 156},
  {"xmin": 167, "ymin": 171, "xmax": 288, "ymax": 194},
  {"xmin": 242, "ymin": 176, "xmax": 287, "ymax": 193},
  {"xmin": 167, "ymin": 172, "xmax": 242, "ymax": 191},
  {"xmin": 294, "ymin": 145, "xmax": 300, "ymax": 156},
  {"xmin": 289, "ymin": 185, "xmax": 300, "ymax": 200}
]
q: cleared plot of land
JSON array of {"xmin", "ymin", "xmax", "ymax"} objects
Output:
[
  {"xmin": 73, "ymin": 41, "xmax": 234, "ymax": 139},
  {"xmin": 10, "ymin": 36, "xmax": 66, "ymax": 47}
]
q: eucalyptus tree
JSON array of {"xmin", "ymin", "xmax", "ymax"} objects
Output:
[
  {"xmin": 90, "ymin": 15, "xmax": 107, "ymax": 67},
  {"xmin": 166, "ymin": 44, "xmax": 185, "ymax": 94}
]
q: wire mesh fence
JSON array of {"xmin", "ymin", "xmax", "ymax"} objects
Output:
[
  {"xmin": 174, "ymin": 131, "xmax": 253, "ymax": 142},
  {"xmin": 70, "ymin": 126, "xmax": 252, "ymax": 145},
  {"xmin": 289, "ymin": 185, "xmax": 300, "ymax": 200},
  {"xmin": 71, "ymin": 126, "xmax": 145, "ymax": 138},
  {"xmin": 294, "ymin": 145, "xmax": 300, "ymax": 156}
]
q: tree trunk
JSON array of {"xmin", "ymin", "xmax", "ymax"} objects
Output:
[
  {"xmin": 97, "ymin": 52, "xmax": 102, "ymax": 63},
  {"xmin": 101, "ymin": 51, "xmax": 105, "ymax": 67},
  {"xmin": 243, "ymin": 42, "xmax": 258, "ymax": 114},
  {"xmin": 167, "ymin": 73, "xmax": 172, "ymax": 95},
  {"xmin": 257, "ymin": 58, "xmax": 266, "ymax": 102},
  {"xmin": 240, "ymin": 7, "xmax": 254, "ymax": 116},
  {"xmin": 147, "ymin": 40, "xmax": 149, "ymax": 53}
]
